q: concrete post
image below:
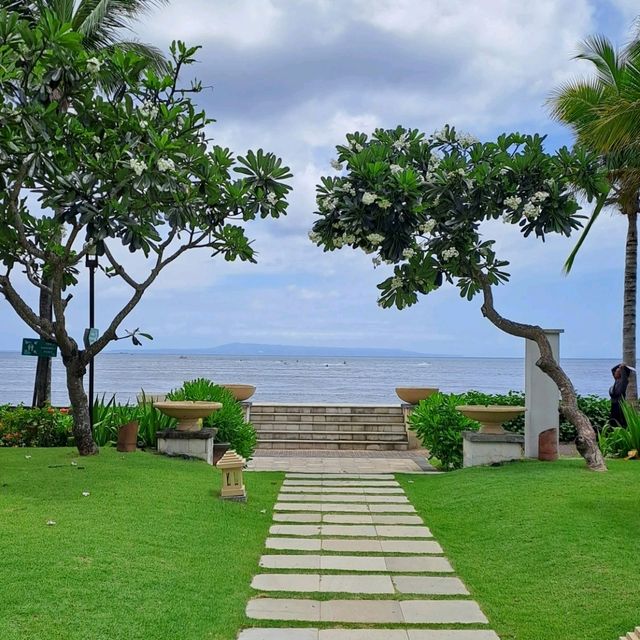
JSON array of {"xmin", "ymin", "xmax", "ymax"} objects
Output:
[{"xmin": 525, "ymin": 329, "xmax": 563, "ymax": 458}]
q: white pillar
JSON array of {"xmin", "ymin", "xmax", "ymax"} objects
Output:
[{"xmin": 525, "ymin": 329, "xmax": 563, "ymax": 458}]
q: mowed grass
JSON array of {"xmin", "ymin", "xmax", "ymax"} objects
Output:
[
  {"xmin": 399, "ymin": 459, "xmax": 640, "ymax": 640},
  {"xmin": 0, "ymin": 447, "xmax": 282, "ymax": 640}
]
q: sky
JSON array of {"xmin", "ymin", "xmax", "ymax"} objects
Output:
[{"xmin": 1, "ymin": 0, "xmax": 638, "ymax": 358}]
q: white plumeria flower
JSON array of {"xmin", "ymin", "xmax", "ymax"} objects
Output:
[
  {"xmin": 442, "ymin": 247, "xmax": 459, "ymax": 260},
  {"xmin": 402, "ymin": 248, "xmax": 416, "ymax": 259},
  {"xmin": 129, "ymin": 158, "xmax": 147, "ymax": 176},
  {"xmin": 378, "ymin": 199, "xmax": 392, "ymax": 209},
  {"xmin": 362, "ymin": 192, "xmax": 377, "ymax": 205},
  {"xmin": 531, "ymin": 191, "xmax": 550, "ymax": 202},
  {"xmin": 86, "ymin": 58, "xmax": 102, "ymax": 74},
  {"xmin": 504, "ymin": 196, "xmax": 522, "ymax": 210},
  {"xmin": 92, "ymin": 136, "xmax": 100, "ymax": 144},
  {"xmin": 391, "ymin": 276, "xmax": 403, "ymax": 289},
  {"xmin": 71, "ymin": 461, "xmax": 78, "ymax": 466},
  {"xmin": 46, "ymin": 520, "xmax": 56, "ymax": 526},
  {"xmin": 267, "ymin": 192, "xmax": 278, "ymax": 205},
  {"xmin": 82, "ymin": 491, "xmax": 90, "ymax": 497},
  {"xmin": 330, "ymin": 159, "xmax": 343, "ymax": 170},
  {"xmin": 157, "ymin": 158, "xmax": 175, "ymax": 173},
  {"xmin": 354, "ymin": 143, "xmax": 364, "ymax": 152},
  {"xmin": 420, "ymin": 220, "xmax": 436, "ymax": 234},
  {"xmin": 523, "ymin": 202, "xmax": 542, "ymax": 220},
  {"xmin": 390, "ymin": 164, "xmax": 403, "ymax": 175},
  {"xmin": 308, "ymin": 231, "xmax": 322, "ymax": 243},
  {"xmin": 367, "ymin": 233, "xmax": 385, "ymax": 245}
]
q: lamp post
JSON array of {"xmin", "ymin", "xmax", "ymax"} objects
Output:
[{"xmin": 85, "ymin": 247, "xmax": 98, "ymax": 434}]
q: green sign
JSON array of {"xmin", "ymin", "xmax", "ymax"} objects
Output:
[
  {"xmin": 21, "ymin": 338, "xmax": 58, "ymax": 358},
  {"xmin": 84, "ymin": 327, "xmax": 99, "ymax": 348}
]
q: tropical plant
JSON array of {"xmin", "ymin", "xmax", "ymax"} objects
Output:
[
  {"xmin": 550, "ymin": 33, "xmax": 640, "ymax": 401},
  {"xmin": 135, "ymin": 397, "xmax": 175, "ymax": 447},
  {"xmin": 310, "ymin": 125, "xmax": 609, "ymax": 470},
  {"xmin": 0, "ymin": 404, "xmax": 72, "ymax": 447},
  {"xmin": 409, "ymin": 393, "xmax": 479, "ymax": 470},
  {"xmin": 92, "ymin": 395, "xmax": 139, "ymax": 446},
  {"xmin": 0, "ymin": 9, "xmax": 292, "ymax": 455},
  {"xmin": 166, "ymin": 379, "xmax": 257, "ymax": 459},
  {"xmin": 599, "ymin": 400, "xmax": 640, "ymax": 459}
]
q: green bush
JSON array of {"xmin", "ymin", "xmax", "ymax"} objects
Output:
[
  {"xmin": 167, "ymin": 379, "xmax": 257, "ymax": 459},
  {"xmin": 0, "ymin": 405, "xmax": 72, "ymax": 447},
  {"xmin": 409, "ymin": 392, "xmax": 479, "ymax": 470},
  {"xmin": 598, "ymin": 401, "xmax": 640, "ymax": 459}
]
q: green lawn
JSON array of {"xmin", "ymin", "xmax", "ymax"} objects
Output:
[
  {"xmin": 0, "ymin": 447, "xmax": 283, "ymax": 640},
  {"xmin": 400, "ymin": 459, "xmax": 640, "ymax": 640}
]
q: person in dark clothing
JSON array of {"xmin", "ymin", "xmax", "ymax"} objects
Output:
[{"xmin": 609, "ymin": 363, "xmax": 634, "ymax": 427}]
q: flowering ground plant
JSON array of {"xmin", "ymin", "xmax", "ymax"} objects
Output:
[{"xmin": 0, "ymin": 405, "xmax": 73, "ymax": 447}]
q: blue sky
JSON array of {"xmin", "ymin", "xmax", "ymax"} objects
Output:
[{"xmin": 0, "ymin": 0, "xmax": 637, "ymax": 357}]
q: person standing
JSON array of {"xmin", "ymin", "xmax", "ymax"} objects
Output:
[{"xmin": 609, "ymin": 363, "xmax": 635, "ymax": 427}]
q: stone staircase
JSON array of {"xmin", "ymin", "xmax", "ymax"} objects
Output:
[
  {"xmin": 620, "ymin": 627, "xmax": 640, "ymax": 640},
  {"xmin": 249, "ymin": 403, "xmax": 409, "ymax": 451}
]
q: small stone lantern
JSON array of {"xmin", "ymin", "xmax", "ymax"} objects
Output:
[{"xmin": 216, "ymin": 450, "xmax": 247, "ymax": 502}]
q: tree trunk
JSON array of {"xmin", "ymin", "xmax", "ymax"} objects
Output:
[
  {"xmin": 623, "ymin": 208, "xmax": 637, "ymax": 403},
  {"xmin": 32, "ymin": 286, "xmax": 52, "ymax": 408},
  {"xmin": 65, "ymin": 356, "xmax": 98, "ymax": 455},
  {"xmin": 478, "ymin": 274, "xmax": 606, "ymax": 471}
]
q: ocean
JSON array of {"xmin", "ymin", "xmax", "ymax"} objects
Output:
[{"xmin": 0, "ymin": 352, "xmax": 614, "ymax": 406}]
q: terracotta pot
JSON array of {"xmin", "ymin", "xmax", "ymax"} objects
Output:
[
  {"xmin": 117, "ymin": 421, "xmax": 139, "ymax": 452},
  {"xmin": 212, "ymin": 442, "xmax": 230, "ymax": 466},
  {"xmin": 538, "ymin": 427, "xmax": 558, "ymax": 461}
]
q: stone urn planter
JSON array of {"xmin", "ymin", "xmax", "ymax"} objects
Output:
[
  {"xmin": 222, "ymin": 384, "xmax": 256, "ymax": 402},
  {"xmin": 153, "ymin": 401, "xmax": 222, "ymax": 432},
  {"xmin": 395, "ymin": 387, "xmax": 439, "ymax": 405},
  {"xmin": 456, "ymin": 405, "xmax": 526, "ymax": 434},
  {"xmin": 116, "ymin": 421, "xmax": 139, "ymax": 452}
]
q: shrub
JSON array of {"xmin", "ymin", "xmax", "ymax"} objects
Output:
[
  {"xmin": 409, "ymin": 393, "xmax": 479, "ymax": 470},
  {"xmin": 167, "ymin": 379, "xmax": 257, "ymax": 459},
  {"xmin": 0, "ymin": 405, "xmax": 72, "ymax": 447},
  {"xmin": 92, "ymin": 396, "xmax": 140, "ymax": 447},
  {"xmin": 598, "ymin": 401, "xmax": 640, "ymax": 459}
]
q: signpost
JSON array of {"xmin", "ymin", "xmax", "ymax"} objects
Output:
[{"xmin": 22, "ymin": 338, "xmax": 58, "ymax": 358}]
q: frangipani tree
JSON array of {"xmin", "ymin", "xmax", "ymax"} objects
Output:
[
  {"xmin": 310, "ymin": 126, "xmax": 608, "ymax": 471},
  {"xmin": 0, "ymin": 10, "xmax": 292, "ymax": 455}
]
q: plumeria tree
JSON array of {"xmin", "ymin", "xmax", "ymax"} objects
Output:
[
  {"xmin": 0, "ymin": 10, "xmax": 292, "ymax": 455},
  {"xmin": 310, "ymin": 126, "xmax": 609, "ymax": 471}
]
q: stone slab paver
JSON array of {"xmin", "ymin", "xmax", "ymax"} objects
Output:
[
  {"xmin": 260, "ymin": 555, "xmax": 321, "ymax": 570},
  {"xmin": 385, "ymin": 556, "xmax": 454, "ymax": 573},
  {"xmin": 375, "ymin": 525, "xmax": 433, "ymax": 538},
  {"xmin": 320, "ymin": 599, "xmax": 404, "ymax": 623},
  {"xmin": 246, "ymin": 598, "xmax": 320, "ymax": 622},
  {"xmin": 269, "ymin": 525, "xmax": 322, "ymax": 537},
  {"xmin": 265, "ymin": 537, "xmax": 321, "ymax": 551},
  {"xmin": 252, "ymin": 573, "xmax": 320, "ymax": 592},
  {"xmin": 283, "ymin": 480, "xmax": 400, "ymax": 487},
  {"xmin": 400, "ymin": 599, "xmax": 488, "ymax": 624},
  {"xmin": 279, "ymin": 487, "xmax": 404, "ymax": 494},
  {"xmin": 320, "ymin": 555, "xmax": 386, "ymax": 571},
  {"xmin": 380, "ymin": 539, "xmax": 443, "ymax": 553},
  {"xmin": 319, "ymin": 524, "xmax": 378, "ymax": 537},
  {"xmin": 273, "ymin": 513, "xmax": 322, "ymax": 523},
  {"xmin": 320, "ymin": 574, "xmax": 394, "ymax": 594},
  {"xmin": 277, "ymin": 494, "xmax": 409, "ymax": 503},
  {"xmin": 286, "ymin": 474, "xmax": 395, "ymax": 480},
  {"xmin": 392, "ymin": 575, "xmax": 469, "ymax": 595},
  {"xmin": 321, "ymin": 538, "xmax": 383, "ymax": 553},
  {"xmin": 239, "ymin": 631, "xmax": 500, "ymax": 640},
  {"xmin": 275, "ymin": 502, "xmax": 417, "ymax": 513}
]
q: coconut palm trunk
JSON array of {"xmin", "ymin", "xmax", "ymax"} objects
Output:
[{"xmin": 623, "ymin": 205, "xmax": 638, "ymax": 402}]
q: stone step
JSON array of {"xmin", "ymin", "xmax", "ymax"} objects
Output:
[
  {"xmin": 252, "ymin": 419, "xmax": 406, "ymax": 429},
  {"xmin": 258, "ymin": 554, "xmax": 454, "ymax": 573},
  {"xmin": 257, "ymin": 439, "xmax": 408, "ymax": 451},
  {"xmin": 250, "ymin": 404, "xmax": 402, "ymax": 416},
  {"xmin": 256, "ymin": 430, "xmax": 407, "ymax": 442}
]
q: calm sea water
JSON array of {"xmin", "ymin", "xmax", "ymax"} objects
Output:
[{"xmin": 0, "ymin": 352, "xmax": 616, "ymax": 406}]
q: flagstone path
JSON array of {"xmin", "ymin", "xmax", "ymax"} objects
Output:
[{"xmin": 239, "ymin": 473, "xmax": 499, "ymax": 640}]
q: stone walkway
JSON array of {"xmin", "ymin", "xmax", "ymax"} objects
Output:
[
  {"xmin": 247, "ymin": 451, "xmax": 434, "ymax": 473},
  {"xmin": 239, "ymin": 473, "xmax": 499, "ymax": 640}
]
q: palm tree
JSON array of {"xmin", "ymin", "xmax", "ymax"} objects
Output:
[
  {"xmin": 21, "ymin": 0, "xmax": 169, "ymax": 407},
  {"xmin": 550, "ymin": 33, "xmax": 640, "ymax": 402}
]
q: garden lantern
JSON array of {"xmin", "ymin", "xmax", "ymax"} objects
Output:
[{"xmin": 216, "ymin": 450, "xmax": 247, "ymax": 501}]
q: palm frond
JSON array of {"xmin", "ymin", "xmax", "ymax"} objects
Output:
[
  {"xmin": 576, "ymin": 34, "xmax": 625, "ymax": 89},
  {"xmin": 43, "ymin": 0, "xmax": 74, "ymax": 22},
  {"xmin": 548, "ymin": 80, "xmax": 606, "ymax": 130},
  {"xmin": 563, "ymin": 195, "xmax": 607, "ymax": 273},
  {"xmin": 101, "ymin": 40, "xmax": 169, "ymax": 74}
]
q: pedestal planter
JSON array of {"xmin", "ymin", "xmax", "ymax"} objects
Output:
[
  {"xmin": 156, "ymin": 428, "xmax": 217, "ymax": 464},
  {"xmin": 462, "ymin": 430, "xmax": 524, "ymax": 468},
  {"xmin": 116, "ymin": 421, "xmax": 139, "ymax": 453},
  {"xmin": 153, "ymin": 401, "xmax": 222, "ymax": 431},
  {"xmin": 222, "ymin": 384, "xmax": 256, "ymax": 402},
  {"xmin": 395, "ymin": 387, "xmax": 439, "ymax": 405},
  {"xmin": 456, "ymin": 405, "xmax": 526, "ymax": 434}
]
